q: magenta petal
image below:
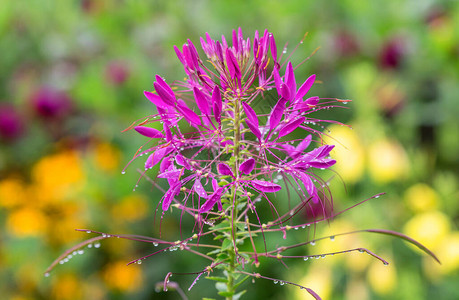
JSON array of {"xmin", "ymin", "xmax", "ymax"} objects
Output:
[
  {"xmin": 299, "ymin": 173, "xmax": 318, "ymax": 203},
  {"xmin": 272, "ymin": 67, "xmax": 282, "ymax": 94},
  {"xmin": 296, "ymin": 75, "xmax": 316, "ymax": 100},
  {"xmin": 245, "ymin": 119, "xmax": 262, "ymax": 139},
  {"xmin": 278, "ymin": 117, "xmax": 305, "ymax": 138},
  {"xmin": 250, "ymin": 180, "xmax": 282, "ymax": 192},
  {"xmin": 305, "ymin": 96, "xmax": 319, "ymax": 106},
  {"xmin": 280, "ymin": 83, "xmax": 291, "ymax": 100},
  {"xmin": 218, "ymin": 163, "xmax": 234, "ymax": 177},
  {"xmin": 162, "ymin": 183, "xmax": 181, "ymax": 211},
  {"xmin": 284, "ymin": 62, "xmax": 296, "ymax": 100},
  {"xmin": 144, "ymin": 91, "xmax": 169, "ymax": 109},
  {"xmin": 176, "ymin": 101, "xmax": 201, "ymax": 125},
  {"xmin": 154, "ymin": 82, "xmax": 175, "ymax": 106},
  {"xmin": 175, "ymin": 154, "xmax": 191, "ymax": 170},
  {"xmin": 239, "ymin": 158, "xmax": 255, "ymax": 175},
  {"xmin": 291, "ymin": 135, "xmax": 312, "ymax": 157},
  {"xmin": 242, "ymin": 102, "xmax": 259, "ymax": 127},
  {"xmin": 212, "ymin": 86, "xmax": 222, "ymax": 124},
  {"xmin": 193, "ymin": 87, "xmax": 210, "ymax": 116},
  {"xmin": 193, "ymin": 179, "xmax": 208, "ymax": 199},
  {"xmin": 269, "ymin": 98, "xmax": 287, "ymax": 131},
  {"xmin": 173, "ymin": 45, "xmax": 185, "ymax": 65},
  {"xmin": 270, "ymin": 34, "xmax": 278, "ymax": 63},
  {"xmin": 226, "ymin": 48, "xmax": 241, "ymax": 80},
  {"xmin": 134, "ymin": 126, "xmax": 165, "ymax": 139},
  {"xmin": 157, "ymin": 168, "xmax": 182, "ymax": 179},
  {"xmin": 199, "ymin": 188, "xmax": 223, "ymax": 213},
  {"xmin": 309, "ymin": 159, "xmax": 336, "ymax": 169},
  {"xmin": 159, "ymin": 156, "xmax": 172, "ymax": 173}
]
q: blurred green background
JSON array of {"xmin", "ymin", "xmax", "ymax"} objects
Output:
[{"xmin": 1, "ymin": 0, "xmax": 458, "ymax": 299}]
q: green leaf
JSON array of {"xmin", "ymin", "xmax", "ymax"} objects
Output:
[
  {"xmin": 233, "ymin": 275, "xmax": 250, "ymax": 290},
  {"xmin": 202, "ymin": 298, "xmax": 217, "ymax": 300},
  {"xmin": 365, "ymin": 229, "xmax": 441, "ymax": 264},
  {"xmin": 205, "ymin": 276, "xmax": 228, "ymax": 283},
  {"xmin": 213, "ymin": 235, "xmax": 225, "ymax": 240},
  {"xmin": 234, "ymin": 290, "xmax": 247, "ymax": 300},
  {"xmin": 221, "ymin": 239, "xmax": 233, "ymax": 251},
  {"xmin": 216, "ymin": 282, "xmax": 227, "ymax": 292},
  {"xmin": 218, "ymin": 291, "xmax": 234, "ymax": 297},
  {"xmin": 207, "ymin": 249, "xmax": 221, "ymax": 256}
]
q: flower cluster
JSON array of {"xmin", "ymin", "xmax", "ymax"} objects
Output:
[{"xmin": 126, "ymin": 29, "xmax": 342, "ymax": 221}]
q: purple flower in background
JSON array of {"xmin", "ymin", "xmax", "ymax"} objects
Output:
[
  {"xmin": 30, "ymin": 86, "xmax": 73, "ymax": 119},
  {"xmin": 379, "ymin": 37, "xmax": 405, "ymax": 70},
  {"xmin": 0, "ymin": 104, "xmax": 25, "ymax": 141},
  {"xmin": 106, "ymin": 60, "xmax": 130, "ymax": 85}
]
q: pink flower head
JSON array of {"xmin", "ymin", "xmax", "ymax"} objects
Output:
[{"xmin": 125, "ymin": 28, "xmax": 344, "ymax": 219}]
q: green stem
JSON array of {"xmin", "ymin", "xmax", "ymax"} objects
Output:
[{"xmin": 226, "ymin": 97, "xmax": 242, "ymax": 300}]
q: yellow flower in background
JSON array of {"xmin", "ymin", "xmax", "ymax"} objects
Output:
[
  {"xmin": 49, "ymin": 215, "xmax": 87, "ymax": 244},
  {"xmin": 103, "ymin": 260, "xmax": 142, "ymax": 292},
  {"xmin": 51, "ymin": 273, "xmax": 82, "ymax": 300},
  {"xmin": 345, "ymin": 278, "xmax": 369, "ymax": 300},
  {"xmin": 293, "ymin": 264, "xmax": 332, "ymax": 300},
  {"xmin": 111, "ymin": 194, "xmax": 148, "ymax": 222},
  {"xmin": 6, "ymin": 207, "xmax": 48, "ymax": 237},
  {"xmin": 31, "ymin": 150, "xmax": 85, "ymax": 202},
  {"xmin": 324, "ymin": 124, "xmax": 365, "ymax": 184},
  {"xmin": 0, "ymin": 177, "xmax": 27, "ymax": 208},
  {"xmin": 424, "ymin": 231, "xmax": 459, "ymax": 278},
  {"xmin": 92, "ymin": 142, "xmax": 121, "ymax": 173},
  {"xmin": 403, "ymin": 211, "xmax": 450, "ymax": 251},
  {"xmin": 367, "ymin": 255, "xmax": 397, "ymax": 295},
  {"xmin": 368, "ymin": 139, "xmax": 409, "ymax": 184},
  {"xmin": 404, "ymin": 183, "xmax": 439, "ymax": 213}
]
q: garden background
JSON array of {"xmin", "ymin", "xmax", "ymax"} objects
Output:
[{"xmin": 0, "ymin": 0, "xmax": 458, "ymax": 299}]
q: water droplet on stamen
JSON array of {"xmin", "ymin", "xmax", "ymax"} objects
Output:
[
  {"xmin": 87, "ymin": 243, "xmax": 93, "ymax": 248},
  {"xmin": 137, "ymin": 260, "xmax": 142, "ymax": 265},
  {"xmin": 303, "ymin": 257, "xmax": 309, "ymax": 261},
  {"xmin": 44, "ymin": 272, "xmax": 50, "ymax": 277},
  {"xmin": 273, "ymin": 280, "xmax": 278, "ymax": 284},
  {"xmin": 78, "ymin": 250, "xmax": 84, "ymax": 255},
  {"xmin": 121, "ymin": 171, "xmax": 126, "ymax": 174},
  {"xmin": 280, "ymin": 281, "xmax": 285, "ymax": 286},
  {"xmin": 94, "ymin": 243, "xmax": 101, "ymax": 248},
  {"xmin": 310, "ymin": 241, "xmax": 316, "ymax": 246},
  {"xmin": 383, "ymin": 262, "xmax": 389, "ymax": 266},
  {"xmin": 330, "ymin": 236, "xmax": 335, "ymax": 241}
]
